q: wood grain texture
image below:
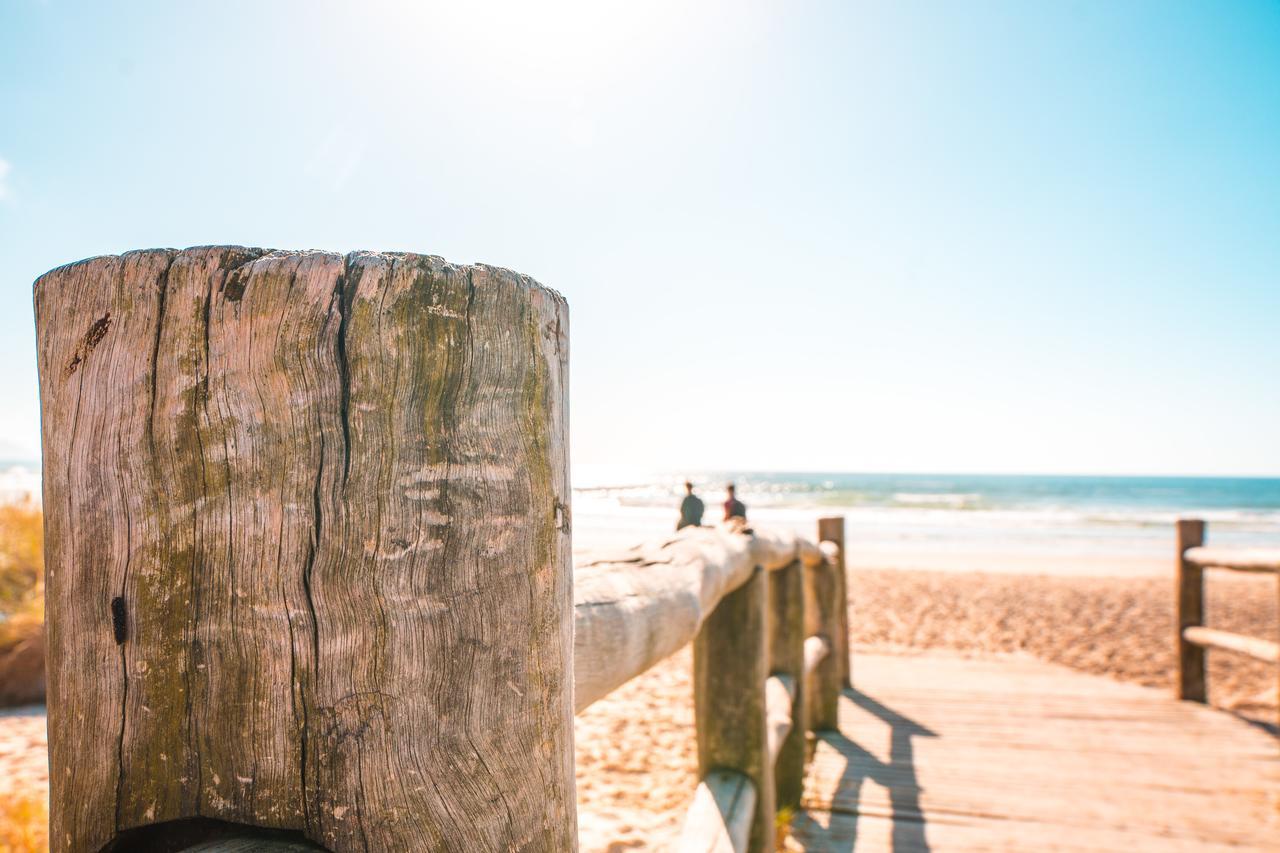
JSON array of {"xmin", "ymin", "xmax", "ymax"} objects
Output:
[
  {"xmin": 1175, "ymin": 519, "xmax": 1207, "ymax": 702},
  {"xmin": 768, "ymin": 561, "xmax": 806, "ymax": 811},
  {"xmin": 695, "ymin": 566, "xmax": 774, "ymax": 853},
  {"xmin": 675, "ymin": 769, "xmax": 756, "ymax": 853},
  {"xmin": 36, "ymin": 248, "xmax": 575, "ymax": 852}
]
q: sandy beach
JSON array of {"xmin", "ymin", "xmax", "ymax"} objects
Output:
[
  {"xmin": 574, "ymin": 562, "xmax": 1278, "ymax": 850},
  {"xmin": 2, "ymin": 560, "xmax": 1275, "ymax": 851}
]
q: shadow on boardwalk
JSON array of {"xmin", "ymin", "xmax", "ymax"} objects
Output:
[
  {"xmin": 789, "ymin": 651, "xmax": 1280, "ymax": 853},
  {"xmin": 789, "ymin": 688, "xmax": 936, "ymax": 852}
]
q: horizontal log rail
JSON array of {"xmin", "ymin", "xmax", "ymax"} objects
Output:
[
  {"xmin": 1182, "ymin": 546, "xmax": 1280, "ymax": 574},
  {"xmin": 1175, "ymin": 519, "xmax": 1280, "ymax": 726},
  {"xmin": 573, "ymin": 522, "xmax": 836, "ymax": 713},
  {"xmin": 1181, "ymin": 626, "xmax": 1280, "ymax": 664}
]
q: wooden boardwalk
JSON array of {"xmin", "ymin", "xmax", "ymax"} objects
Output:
[{"xmin": 789, "ymin": 652, "xmax": 1280, "ymax": 852}]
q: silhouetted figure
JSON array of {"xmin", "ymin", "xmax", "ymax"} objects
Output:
[
  {"xmin": 677, "ymin": 481, "xmax": 704, "ymax": 530},
  {"xmin": 723, "ymin": 483, "xmax": 746, "ymax": 521}
]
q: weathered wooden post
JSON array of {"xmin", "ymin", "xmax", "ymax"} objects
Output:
[
  {"xmin": 816, "ymin": 516, "xmax": 850, "ymax": 687},
  {"xmin": 768, "ymin": 560, "xmax": 805, "ymax": 813},
  {"xmin": 694, "ymin": 565, "xmax": 774, "ymax": 852},
  {"xmin": 1175, "ymin": 518, "xmax": 1207, "ymax": 702},
  {"xmin": 804, "ymin": 552, "xmax": 841, "ymax": 731},
  {"xmin": 36, "ymin": 248, "xmax": 575, "ymax": 852}
]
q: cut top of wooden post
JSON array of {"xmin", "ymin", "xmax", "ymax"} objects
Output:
[{"xmin": 35, "ymin": 248, "xmax": 574, "ymax": 852}]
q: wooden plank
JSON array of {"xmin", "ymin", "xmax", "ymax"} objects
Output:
[
  {"xmin": 1183, "ymin": 546, "xmax": 1280, "ymax": 574},
  {"xmin": 37, "ymin": 249, "xmax": 575, "ymax": 852},
  {"xmin": 695, "ymin": 565, "xmax": 774, "ymax": 852},
  {"xmin": 1176, "ymin": 519, "xmax": 1207, "ymax": 702},
  {"xmin": 789, "ymin": 652, "xmax": 1280, "ymax": 852},
  {"xmin": 1182, "ymin": 626, "xmax": 1280, "ymax": 663},
  {"xmin": 675, "ymin": 769, "xmax": 757, "ymax": 853}
]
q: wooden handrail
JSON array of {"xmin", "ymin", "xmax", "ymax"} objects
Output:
[
  {"xmin": 675, "ymin": 517, "xmax": 850, "ymax": 852},
  {"xmin": 1182, "ymin": 626, "xmax": 1280, "ymax": 664},
  {"xmin": 1182, "ymin": 546, "xmax": 1280, "ymax": 574},
  {"xmin": 574, "ymin": 524, "xmax": 838, "ymax": 713},
  {"xmin": 574, "ymin": 526, "xmax": 754, "ymax": 713},
  {"xmin": 1175, "ymin": 519, "xmax": 1279, "ymax": 726}
]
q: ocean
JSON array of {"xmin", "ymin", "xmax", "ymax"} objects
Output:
[
  {"xmin": 572, "ymin": 467, "xmax": 1280, "ymax": 575},
  {"xmin": 8, "ymin": 459, "xmax": 1278, "ymax": 575}
]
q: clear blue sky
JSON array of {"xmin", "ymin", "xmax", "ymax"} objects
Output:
[{"xmin": 1, "ymin": 1, "xmax": 1277, "ymax": 476}]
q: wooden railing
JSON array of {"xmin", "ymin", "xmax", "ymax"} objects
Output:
[
  {"xmin": 576, "ymin": 518, "xmax": 850, "ymax": 852},
  {"xmin": 34, "ymin": 248, "xmax": 852, "ymax": 852},
  {"xmin": 1175, "ymin": 519, "xmax": 1280, "ymax": 722}
]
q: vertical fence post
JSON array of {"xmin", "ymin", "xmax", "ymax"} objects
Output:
[
  {"xmin": 695, "ymin": 565, "xmax": 774, "ymax": 853},
  {"xmin": 35, "ymin": 249, "xmax": 576, "ymax": 852},
  {"xmin": 1176, "ymin": 518, "xmax": 1207, "ymax": 702},
  {"xmin": 768, "ymin": 559, "xmax": 806, "ymax": 813},
  {"xmin": 816, "ymin": 517, "xmax": 850, "ymax": 687},
  {"xmin": 805, "ymin": 552, "xmax": 842, "ymax": 731}
]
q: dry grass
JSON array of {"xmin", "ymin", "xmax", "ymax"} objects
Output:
[
  {"xmin": 0, "ymin": 791, "xmax": 47, "ymax": 853},
  {"xmin": 0, "ymin": 504, "xmax": 41, "ymax": 616},
  {"xmin": 0, "ymin": 503, "xmax": 44, "ymax": 709},
  {"xmin": 1, "ymin": 505, "xmax": 1273, "ymax": 851}
]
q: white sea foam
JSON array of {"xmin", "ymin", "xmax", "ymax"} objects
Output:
[{"xmin": 569, "ymin": 470, "xmax": 1280, "ymax": 566}]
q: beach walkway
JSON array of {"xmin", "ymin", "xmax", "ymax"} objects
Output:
[{"xmin": 789, "ymin": 651, "xmax": 1279, "ymax": 852}]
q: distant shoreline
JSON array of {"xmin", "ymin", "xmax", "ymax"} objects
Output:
[{"xmin": 0, "ymin": 463, "xmax": 39, "ymax": 505}]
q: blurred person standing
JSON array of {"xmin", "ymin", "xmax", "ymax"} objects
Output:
[
  {"xmin": 677, "ymin": 481, "xmax": 704, "ymax": 530},
  {"xmin": 723, "ymin": 483, "xmax": 746, "ymax": 521}
]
